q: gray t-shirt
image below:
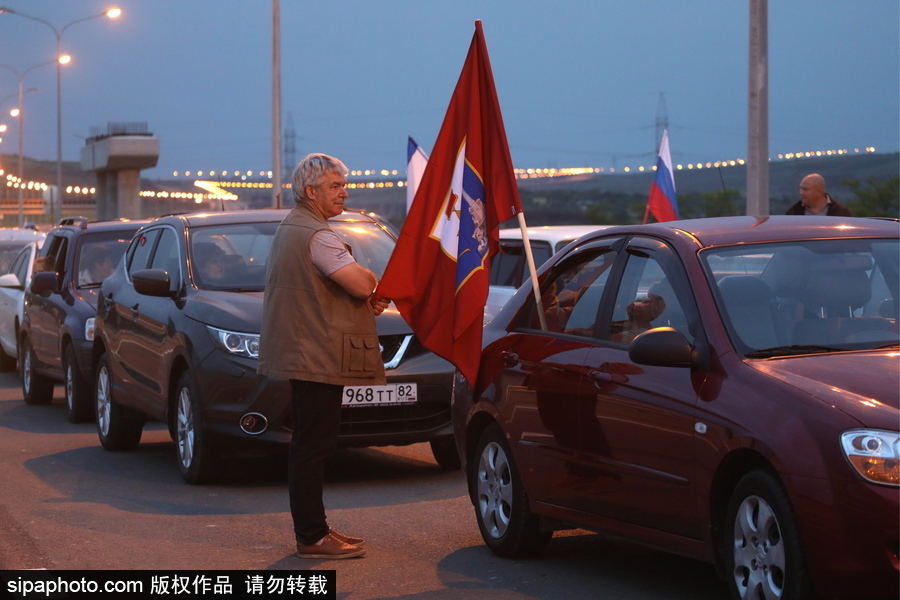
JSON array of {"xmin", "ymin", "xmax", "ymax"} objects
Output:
[{"xmin": 310, "ymin": 229, "xmax": 355, "ymax": 277}]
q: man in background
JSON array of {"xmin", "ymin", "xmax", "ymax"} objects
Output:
[{"xmin": 786, "ymin": 173, "xmax": 852, "ymax": 216}]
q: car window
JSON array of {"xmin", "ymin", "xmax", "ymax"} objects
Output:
[
  {"xmin": 0, "ymin": 241, "xmax": 27, "ymax": 274},
  {"xmin": 705, "ymin": 238, "xmax": 900, "ymax": 353},
  {"xmin": 331, "ymin": 222, "xmax": 395, "ymax": 278},
  {"xmin": 40, "ymin": 235, "xmax": 68, "ymax": 273},
  {"xmin": 149, "ymin": 228, "xmax": 181, "ymax": 291},
  {"xmin": 596, "ymin": 237, "xmax": 694, "ymax": 346},
  {"xmin": 516, "ymin": 241, "xmax": 621, "ymax": 336},
  {"xmin": 191, "ymin": 222, "xmax": 278, "ymax": 291},
  {"xmin": 75, "ymin": 231, "xmax": 138, "ymax": 288},
  {"xmin": 11, "ymin": 246, "xmax": 29, "ymax": 284},
  {"xmin": 490, "ymin": 240, "xmax": 553, "ymax": 288},
  {"xmin": 127, "ymin": 229, "xmax": 162, "ymax": 277}
]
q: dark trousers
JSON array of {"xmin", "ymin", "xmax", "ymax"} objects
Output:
[{"xmin": 288, "ymin": 379, "xmax": 343, "ymax": 545}]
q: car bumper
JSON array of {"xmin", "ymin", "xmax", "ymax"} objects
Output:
[
  {"xmin": 794, "ymin": 474, "xmax": 899, "ymax": 598},
  {"xmin": 193, "ymin": 349, "xmax": 454, "ymax": 449}
]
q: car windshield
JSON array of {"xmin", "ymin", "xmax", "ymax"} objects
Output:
[
  {"xmin": 75, "ymin": 231, "xmax": 136, "ymax": 288},
  {"xmin": 189, "ymin": 220, "xmax": 396, "ymax": 291},
  {"xmin": 0, "ymin": 240, "xmax": 31, "ymax": 274},
  {"xmin": 702, "ymin": 238, "xmax": 899, "ymax": 356}
]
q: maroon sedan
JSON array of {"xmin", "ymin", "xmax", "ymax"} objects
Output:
[{"xmin": 452, "ymin": 216, "xmax": 899, "ymax": 600}]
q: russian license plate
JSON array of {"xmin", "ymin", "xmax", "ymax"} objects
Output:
[{"xmin": 343, "ymin": 383, "xmax": 417, "ymax": 406}]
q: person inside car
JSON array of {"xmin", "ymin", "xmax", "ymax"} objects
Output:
[
  {"xmin": 193, "ymin": 242, "xmax": 227, "ymax": 284},
  {"xmin": 78, "ymin": 246, "xmax": 115, "ymax": 286},
  {"xmin": 610, "ymin": 292, "xmax": 666, "ymax": 343}
]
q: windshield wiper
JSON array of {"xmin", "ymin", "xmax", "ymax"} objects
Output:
[{"xmin": 745, "ymin": 344, "xmax": 845, "ymax": 358}]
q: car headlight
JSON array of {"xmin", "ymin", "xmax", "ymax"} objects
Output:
[
  {"xmin": 207, "ymin": 326, "xmax": 259, "ymax": 359},
  {"xmin": 841, "ymin": 429, "xmax": 900, "ymax": 486},
  {"xmin": 85, "ymin": 317, "xmax": 95, "ymax": 341}
]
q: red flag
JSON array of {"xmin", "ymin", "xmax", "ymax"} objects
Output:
[{"xmin": 377, "ymin": 20, "xmax": 521, "ymax": 385}]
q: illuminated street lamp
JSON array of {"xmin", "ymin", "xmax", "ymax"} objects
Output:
[
  {"xmin": 0, "ymin": 57, "xmax": 69, "ymax": 226},
  {"xmin": 0, "ymin": 7, "xmax": 121, "ymax": 222}
]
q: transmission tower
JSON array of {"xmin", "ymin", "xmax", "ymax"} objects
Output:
[
  {"xmin": 655, "ymin": 92, "xmax": 669, "ymax": 152},
  {"xmin": 283, "ymin": 112, "xmax": 297, "ymax": 174}
]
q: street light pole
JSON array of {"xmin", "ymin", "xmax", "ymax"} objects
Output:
[
  {"xmin": 0, "ymin": 7, "xmax": 121, "ymax": 223},
  {"xmin": 0, "ymin": 58, "xmax": 66, "ymax": 227}
]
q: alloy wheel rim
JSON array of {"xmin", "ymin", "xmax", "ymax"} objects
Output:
[
  {"xmin": 96, "ymin": 366, "xmax": 111, "ymax": 437},
  {"xmin": 476, "ymin": 441, "xmax": 513, "ymax": 539},
  {"xmin": 733, "ymin": 494, "xmax": 786, "ymax": 599},
  {"xmin": 22, "ymin": 347, "xmax": 31, "ymax": 392},
  {"xmin": 65, "ymin": 362, "xmax": 74, "ymax": 411},
  {"xmin": 176, "ymin": 387, "xmax": 194, "ymax": 469}
]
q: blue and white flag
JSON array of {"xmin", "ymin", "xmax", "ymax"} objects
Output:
[{"xmin": 406, "ymin": 136, "xmax": 429, "ymax": 213}]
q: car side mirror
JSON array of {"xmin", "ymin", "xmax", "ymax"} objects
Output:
[
  {"xmin": 629, "ymin": 327, "xmax": 699, "ymax": 368},
  {"xmin": 132, "ymin": 269, "xmax": 175, "ymax": 298},
  {"xmin": 0, "ymin": 272, "xmax": 22, "ymax": 290},
  {"xmin": 31, "ymin": 271, "xmax": 61, "ymax": 294}
]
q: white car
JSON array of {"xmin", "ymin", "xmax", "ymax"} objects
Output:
[
  {"xmin": 0, "ymin": 235, "xmax": 45, "ymax": 370},
  {"xmin": 486, "ymin": 225, "xmax": 606, "ymax": 322}
]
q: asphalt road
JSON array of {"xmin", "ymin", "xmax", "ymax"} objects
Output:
[{"xmin": 0, "ymin": 370, "xmax": 729, "ymax": 599}]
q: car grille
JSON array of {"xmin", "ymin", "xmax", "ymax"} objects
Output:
[
  {"xmin": 281, "ymin": 385, "xmax": 451, "ymax": 438},
  {"xmin": 337, "ymin": 394, "xmax": 451, "ymax": 437},
  {"xmin": 379, "ymin": 334, "xmax": 429, "ymax": 369}
]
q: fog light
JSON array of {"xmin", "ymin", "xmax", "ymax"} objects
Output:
[{"xmin": 239, "ymin": 412, "xmax": 267, "ymax": 435}]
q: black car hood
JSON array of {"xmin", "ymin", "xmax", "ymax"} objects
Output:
[{"xmin": 183, "ymin": 291, "xmax": 413, "ymax": 336}]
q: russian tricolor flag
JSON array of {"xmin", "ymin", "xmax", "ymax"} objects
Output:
[{"xmin": 644, "ymin": 130, "xmax": 679, "ymax": 223}]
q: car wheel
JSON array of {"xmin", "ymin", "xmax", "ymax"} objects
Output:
[
  {"xmin": 19, "ymin": 334, "xmax": 53, "ymax": 405},
  {"xmin": 64, "ymin": 345, "xmax": 93, "ymax": 423},
  {"xmin": 430, "ymin": 434, "xmax": 461, "ymax": 470},
  {"xmin": 174, "ymin": 371, "xmax": 222, "ymax": 485},
  {"xmin": 95, "ymin": 352, "xmax": 143, "ymax": 451},
  {"xmin": 725, "ymin": 469, "xmax": 814, "ymax": 600},
  {"xmin": 471, "ymin": 423, "xmax": 552, "ymax": 557}
]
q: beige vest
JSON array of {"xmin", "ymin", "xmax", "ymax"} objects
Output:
[{"xmin": 257, "ymin": 203, "xmax": 386, "ymax": 386}]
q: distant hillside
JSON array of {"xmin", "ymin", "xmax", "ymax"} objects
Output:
[
  {"xmin": 2, "ymin": 151, "xmax": 896, "ymax": 228},
  {"xmin": 349, "ymin": 152, "xmax": 899, "ymax": 227},
  {"xmin": 516, "ymin": 152, "xmax": 899, "ymax": 198}
]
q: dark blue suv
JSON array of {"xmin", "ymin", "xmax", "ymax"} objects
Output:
[{"xmin": 21, "ymin": 217, "xmax": 149, "ymax": 423}]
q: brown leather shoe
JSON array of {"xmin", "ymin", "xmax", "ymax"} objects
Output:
[
  {"xmin": 329, "ymin": 527, "xmax": 365, "ymax": 547},
  {"xmin": 296, "ymin": 534, "xmax": 365, "ymax": 559}
]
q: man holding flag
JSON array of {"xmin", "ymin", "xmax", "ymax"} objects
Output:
[{"xmin": 378, "ymin": 20, "xmax": 524, "ymax": 386}]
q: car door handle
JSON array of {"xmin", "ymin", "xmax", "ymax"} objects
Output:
[
  {"xmin": 500, "ymin": 351, "xmax": 519, "ymax": 367},
  {"xmin": 103, "ymin": 294, "xmax": 114, "ymax": 308},
  {"xmin": 588, "ymin": 369, "xmax": 613, "ymax": 383}
]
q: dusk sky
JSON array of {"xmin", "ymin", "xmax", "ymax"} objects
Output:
[{"xmin": 0, "ymin": 1, "xmax": 897, "ymax": 180}]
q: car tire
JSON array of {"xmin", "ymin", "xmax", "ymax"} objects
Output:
[
  {"xmin": 64, "ymin": 345, "xmax": 93, "ymax": 423},
  {"xmin": 725, "ymin": 469, "xmax": 814, "ymax": 600},
  {"xmin": 430, "ymin": 434, "xmax": 461, "ymax": 470},
  {"xmin": 95, "ymin": 352, "xmax": 143, "ymax": 451},
  {"xmin": 471, "ymin": 423, "xmax": 552, "ymax": 558},
  {"xmin": 20, "ymin": 334, "xmax": 53, "ymax": 406},
  {"xmin": 174, "ymin": 371, "xmax": 222, "ymax": 485}
]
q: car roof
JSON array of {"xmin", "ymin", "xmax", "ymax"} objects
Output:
[
  {"xmin": 48, "ymin": 218, "xmax": 152, "ymax": 236},
  {"xmin": 146, "ymin": 208, "xmax": 392, "ymax": 229},
  {"xmin": 497, "ymin": 225, "xmax": 609, "ymax": 245},
  {"xmin": 0, "ymin": 228, "xmax": 46, "ymax": 241},
  {"xmin": 576, "ymin": 216, "xmax": 899, "ymax": 249}
]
